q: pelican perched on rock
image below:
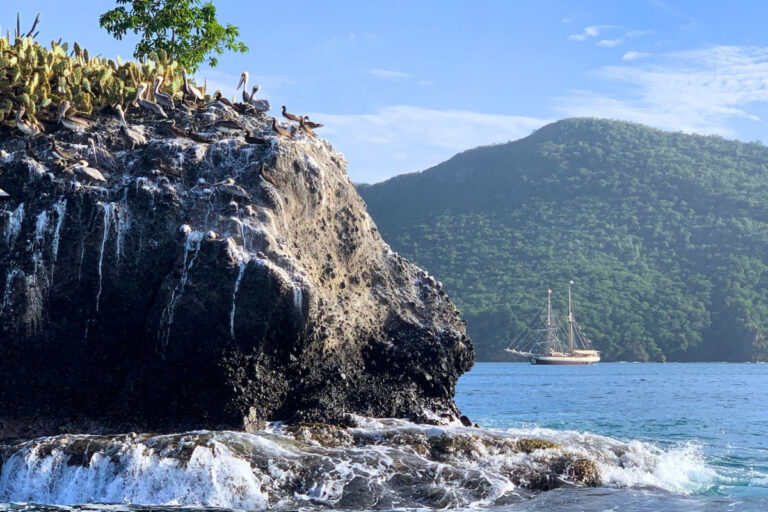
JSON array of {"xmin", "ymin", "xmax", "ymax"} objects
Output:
[
  {"xmin": 152, "ymin": 76, "xmax": 175, "ymax": 110},
  {"xmin": 212, "ymin": 119, "xmax": 242, "ymax": 136},
  {"xmin": 182, "ymin": 69, "xmax": 204, "ymax": 102},
  {"xmin": 134, "ymin": 83, "xmax": 167, "ymax": 118},
  {"xmin": 63, "ymin": 159, "xmax": 107, "ymax": 183},
  {"xmin": 299, "ymin": 117, "xmax": 316, "ymax": 137},
  {"xmin": 158, "ymin": 119, "xmax": 188, "ymax": 139},
  {"xmin": 57, "ymin": 101, "xmax": 91, "ymax": 132},
  {"xmin": 115, "ymin": 104, "xmax": 147, "ymax": 149},
  {"xmin": 271, "ymin": 117, "xmax": 291, "ymax": 138},
  {"xmin": 213, "ymin": 91, "xmax": 234, "ymax": 108},
  {"xmin": 15, "ymin": 106, "xmax": 41, "ymax": 136},
  {"xmin": 51, "ymin": 139, "xmax": 80, "ymax": 162},
  {"xmin": 88, "ymin": 137, "xmax": 118, "ymax": 172},
  {"xmin": 247, "ymin": 85, "xmax": 270, "ymax": 112},
  {"xmin": 25, "ymin": 141, "xmax": 41, "ymax": 162},
  {"xmin": 281, "ymin": 106, "xmax": 301, "ymax": 123},
  {"xmin": 0, "ymin": 188, "xmax": 9, "ymax": 199},
  {"xmin": 213, "ymin": 177, "xmax": 251, "ymax": 200},
  {"xmin": 51, "ymin": 140, "xmax": 77, "ymax": 162},
  {"xmin": 259, "ymin": 162, "xmax": 278, "ymax": 187},
  {"xmin": 236, "ymin": 71, "xmax": 253, "ymax": 103},
  {"xmin": 302, "ymin": 116, "xmax": 324, "ymax": 129}
]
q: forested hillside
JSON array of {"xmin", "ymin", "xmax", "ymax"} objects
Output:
[{"xmin": 358, "ymin": 118, "xmax": 768, "ymax": 362}]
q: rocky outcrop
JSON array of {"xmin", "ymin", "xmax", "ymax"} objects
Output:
[{"xmin": 0, "ymin": 104, "xmax": 473, "ymax": 440}]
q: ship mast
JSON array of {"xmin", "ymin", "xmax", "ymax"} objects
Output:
[
  {"xmin": 546, "ymin": 288, "xmax": 555, "ymax": 348},
  {"xmin": 568, "ymin": 280, "xmax": 575, "ymax": 351}
]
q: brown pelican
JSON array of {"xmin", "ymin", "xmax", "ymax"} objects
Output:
[
  {"xmin": 259, "ymin": 162, "xmax": 278, "ymax": 187},
  {"xmin": 236, "ymin": 71, "xmax": 251, "ymax": 103},
  {"xmin": 25, "ymin": 141, "xmax": 41, "ymax": 162},
  {"xmin": 134, "ymin": 83, "xmax": 167, "ymax": 118},
  {"xmin": 182, "ymin": 69, "xmax": 204, "ymax": 102},
  {"xmin": 151, "ymin": 158, "xmax": 182, "ymax": 178},
  {"xmin": 57, "ymin": 101, "xmax": 91, "ymax": 132},
  {"xmin": 115, "ymin": 104, "xmax": 148, "ymax": 148},
  {"xmin": 247, "ymin": 85, "xmax": 270, "ymax": 111},
  {"xmin": 299, "ymin": 117, "xmax": 316, "ymax": 137},
  {"xmin": 51, "ymin": 140, "xmax": 77, "ymax": 162},
  {"xmin": 213, "ymin": 91, "xmax": 234, "ymax": 108},
  {"xmin": 152, "ymin": 76, "xmax": 175, "ymax": 110},
  {"xmin": 0, "ymin": 188, "xmax": 9, "ymax": 200},
  {"xmin": 281, "ymin": 106, "xmax": 302, "ymax": 123},
  {"xmin": 245, "ymin": 131, "xmax": 268, "ymax": 145},
  {"xmin": 63, "ymin": 159, "xmax": 107, "ymax": 183},
  {"xmin": 187, "ymin": 130, "xmax": 214, "ymax": 144},
  {"xmin": 88, "ymin": 138, "xmax": 118, "ymax": 172},
  {"xmin": 212, "ymin": 177, "xmax": 251, "ymax": 200},
  {"xmin": 302, "ymin": 116, "xmax": 324, "ymax": 129},
  {"xmin": 158, "ymin": 119, "xmax": 188, "ymax": 138},
  {"xmin": 212, "ymin": 119, "xmax": 242, "ymax": 136},
  {"xmin": 15, "ymin": 106, "xmax": 41, "ymax": 136},
  {"xmin": 271, "ymin": 118, "xmax": 291, "ymax": 138}
]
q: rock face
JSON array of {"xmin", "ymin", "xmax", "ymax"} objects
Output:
[{"xmin": 0, "ymin": 105, "xmax": 473, "ymax": 439}]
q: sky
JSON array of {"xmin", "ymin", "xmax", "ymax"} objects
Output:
[{"xmin": 7, "ymin": 1, "xmax": 768, "ymax": 183}]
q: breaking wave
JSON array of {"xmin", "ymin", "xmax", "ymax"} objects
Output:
[{"xmin": 0, "ymin": 418, "xmax": 721, "ymax": 510}]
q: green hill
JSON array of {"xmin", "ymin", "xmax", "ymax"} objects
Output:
[{"xmin": 358, "ymin": 118, "xmax": 768, "ymax": 362}]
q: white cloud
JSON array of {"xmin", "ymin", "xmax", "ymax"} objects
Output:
[
  {"xmin": 622, "ymin": 51, "xmax": 651, "ymax": 61},
  {"xmin": 561, "ymin": 17, "xmax": 573, "ymax": 24},
  {"xmin": 418, "ymin": 80, "xmax": 434, "ymax": 86},
  {"xmin": 307, "ymin": 106, "xmax": 549, "ymax": 183},
  {"xmin": 368, "ymin": 68, "xmax": 410, "ymax": 80},
  {"xmin": 569, "ymin": 25, "xmax": 615, "ymax": 42},
  {"xmin": 553, "ymin": 45, "xmax": 768, "ymax": 136},
  {"xmin": 597, "ymin": 30, "xmax": 651, "ymax": 48}
]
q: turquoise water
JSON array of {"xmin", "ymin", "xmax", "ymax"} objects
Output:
[{"xmin": 456, "ymin": 362, "xmax": 768, "ymax": 510}]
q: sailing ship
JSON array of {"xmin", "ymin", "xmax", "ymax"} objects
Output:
[{"xmin": 505, "ymin": 282, "xmax": 600, "ymax": 365}]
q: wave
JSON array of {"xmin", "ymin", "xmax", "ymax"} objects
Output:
[{"xmin": 0, "ymin": 418, "xmax": 722, "ymax": 509}]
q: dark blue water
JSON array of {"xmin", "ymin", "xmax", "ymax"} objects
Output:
[{"xmin": 456, "ymin": 362, "xmax": 768, "ymax": 510}]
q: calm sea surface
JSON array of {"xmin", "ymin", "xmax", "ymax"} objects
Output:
[{"xmin": 456, "ymin": 362, "xmax": 768, "ymax": 510}]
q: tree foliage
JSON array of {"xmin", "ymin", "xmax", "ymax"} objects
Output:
[
  {"xmin": 358, "ymin": 118, "xmax": 768, "ymax": 362},
  {"xmin": 99, "ymin": 0, "xmax": 248, "ymax": 72}
]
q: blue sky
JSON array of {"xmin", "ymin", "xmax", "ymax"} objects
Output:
[{"xmin": 7, "ymin": 1, "xmax": 768, "ymax": 182}]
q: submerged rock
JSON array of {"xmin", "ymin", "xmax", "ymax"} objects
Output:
[{"xmin": 0, "ymin": 105, "xmax": 473, "ymax": 439}]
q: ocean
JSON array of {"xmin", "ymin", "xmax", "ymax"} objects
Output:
[{"xmin": 0, "ymin": 362, "xmax": 766, "ymax": 511}]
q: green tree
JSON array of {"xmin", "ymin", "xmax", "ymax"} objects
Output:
[{"xmin": 100, "ymin": 0, "xmax": 248, "ymax": 71}]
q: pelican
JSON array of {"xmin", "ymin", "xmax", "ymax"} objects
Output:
[
  {"xmin": 88, "ymin": 138, "xmax": 118, "ymax": 172},
  {"xmin": 271, "ymin": 118, "xmax": 291, "ymax": 138},
  {"xmin": 182, "ymin": 69, "xmax": 204, "ymax": 102},
  {"xmin": 57, "ymin": 101, "xmax": 91, "ymax": 132},
  {"xmin": 15, "ymin": 106, "xmax": 41, "ymax": 136},
  {"xmin": 281, "ymin": 106, "xmax": 301, "ymax": 122},
  {"xmin": 213, "ymin": 91, "xmax": 234, "ymax": 108},
  {"xmin": 158, "ymin": 119, "xmax": 188, "ymax": 138},
  {"xmin": 302, "ymin": 116, "xmax": 324, "ymax": 129},
  {"xmin": 63, "ymin": 159, "xmax": 106, "ymax": 183},
  {"xmin": 213, "ymin": 119, "xmax": 242, "ymax": 136},
  {"xmin": 51, "ymin": 140, "xmax": 77, "ymax": 162},
  {"xmin": 151, "ymin": 158, "xmax": 181, "ymax": 178},
  {"xmin": 247, "ymin": 85, "xmax": 270, "ymax": 111},
  {"xmin": 259, "ymin": 162, "xmax": 278, "ymax": 187},
  {"xmin": 245, "ymin": 131, "xmax": 268, "ymax": 145},
  {"xmin": 236, "ymin": 71, "xmax": 252, "ymax": 103},
  {"xmin": 187, "ymin": 130, "xmax": 213, "ymax": 144},
  {"xmin": 299, "ymin": 117, "xmax": 316, "ymax": 137},
  {"xmin": 0, "ymin": 188, "xmax": 9, "ymax": 199},
  {"xmin": 213, "ymin": 177, "xmax": 251, "ymax": 200},
  {"xmin": 152, "ymin": 76, "xmax": 175, "ymax": 110},
  {"xmin": 25, "ymin": 141, "xmax": 41, "ymax": 162},
  {"xmin": 115, "ymin": 104, "xmax": 147, "ymax": 148},
  {"xmin": 134, "ymin": 83, "xmax": 167, "ymax": 118}
]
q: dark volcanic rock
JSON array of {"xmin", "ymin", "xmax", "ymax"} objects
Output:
[{"xmin": 0, "ymin": 105, "xmax": 473, "ymax": 440}]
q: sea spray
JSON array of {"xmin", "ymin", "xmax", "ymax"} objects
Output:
[{"xmin": 0, "ymin": 420, "xmax": 721, "ymax": 509}]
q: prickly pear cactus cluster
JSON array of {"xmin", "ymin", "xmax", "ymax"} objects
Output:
[{"xmin": 0, "ymin": 35, "xmax": 189, "ymax": 127}]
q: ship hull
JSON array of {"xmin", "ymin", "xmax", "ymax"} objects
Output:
[{"xmin": 530, "ymin": 354, "xmax": 600, "ymax": 365}]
